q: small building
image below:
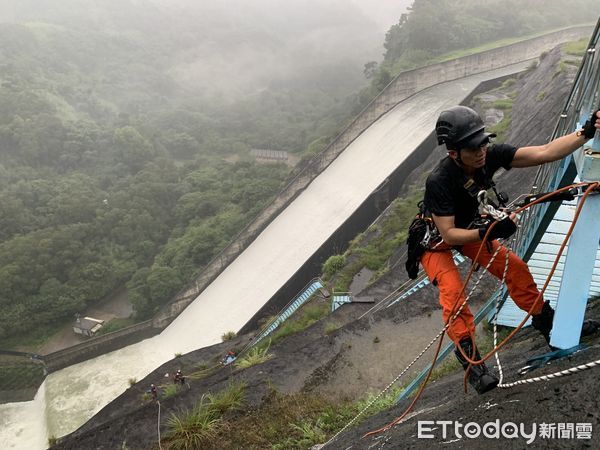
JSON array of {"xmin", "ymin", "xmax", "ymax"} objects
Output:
[
  {"xmin": 250, "ymin": 148, "xmax": 289, "ymax": 163},
  {"xmin": 73, "ymin": 316, "xmax": 105, "ymax": 337}
]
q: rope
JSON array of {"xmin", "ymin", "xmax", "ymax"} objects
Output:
[
  {"xmin": 499, "ymin": 359, "xmax": 600, "ymax": 387},
  {"xmin": 157, "ymin": 400, "xmax": 163, "ymax": 450}
]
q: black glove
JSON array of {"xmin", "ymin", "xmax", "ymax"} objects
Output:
[
  {"xmin": 582, "ymin": 109, "xmax": 600, "ymax": 139},
  {"xmin": 478, "ymin": 216, "xmax": 517, "ymax": 241}
]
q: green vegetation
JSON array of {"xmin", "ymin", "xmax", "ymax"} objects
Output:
[
  {"xmin": 0, "ymin": 362, "xmax": 45, "ymax": 391},
  {"xmin": 162, "ymin": 384, "xmax": 180, "ymax": 399},
  {"xmin": 268, "ymin": 303, "xmax": 330, "ymax": 345},
  {"xmin": 322, "ymin": 255, "xmax": 346, "ymax": 279},
  {"xmin": 166, "ymin": 385, "xmax": 405, "ymax": 449},
  {"xmin": 324, "ymin": 190, "xmax": 423, "ymax": 292},
  {"xmin": 562, "ymin": 38, "xmax": 589, "ymax": 56},
  {"xmin": 0, "ymin": 2, "xmax": 367, "ymax": 346},
  {"xmin": 221, "ymin": 331, "xmax": 236, "ymax": 341},
  {"xmin": 324, "ymin": 322, "xmax": 341, "ymax": 335},
  {"xmin": 357, "ymin": 0, "xmax": 595, "ymax": 112},
  {"xmin": 163, "ymin": 382, "xmax": 246, "ymax": 449},
  {"xmin": 487, "ymin": 97, "xmax": 515, "ymax": 143},
  {"xmin": 235, "ymin": 343, "xmax": 273, "ymax": 369},
  {"xmin": 95, "ymin": 318, "xmax": 137, "ymax": 336}
]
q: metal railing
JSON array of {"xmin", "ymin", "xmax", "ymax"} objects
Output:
[{"xmin": 512, "ymin": 19, "xmax": 600, "ymax": 262}]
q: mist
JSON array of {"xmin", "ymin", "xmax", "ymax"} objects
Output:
[{"xmin": 0, "ymin": 0, "xmax": 412, "ymax": 98}]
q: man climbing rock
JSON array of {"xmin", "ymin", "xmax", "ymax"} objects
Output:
[
  {"xmin": 173, "ymin": 369, "xmax": 185, "ymax": 385},
  {"xmin": 417, "ymin": 105, "xmax": 600, "ymax": 394}
]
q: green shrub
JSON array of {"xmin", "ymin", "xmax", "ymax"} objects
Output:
[
  {"xmin": 324, "ymin": 322, "xmax": 341, "ymax": 335},
  {"xmin": 95, "ymin": 317, "xmax": 136, "ymax": 336},
  {"xmin": 165, "ymin": 403, "xmax": 222, "ymax": 449},
  {"xmin": 221, "ymin": 331, "xmax": 237, "ymax": 341},
  {"xmin": 322, "ymin": 254, "xmax": 346, "ymax": 279},
  {"xmin": 562, "ymin": 38, "xmax": 587, "ymax": 56},
  {"xmin": 207, "ymin": 382, "xmax": 246, "ymax": 414},
  {"xmin": 235, "ymin": 343, "xmax": 273, "ymax": 369},
  {"xmin": 163, "ymin": 384, "xmax": 179, "ymax": 398},
  {"xmin": 164, "ymin": 384, "xmax": 246, "ymax": 449},
  {"xmin": 500, "ymin": 78, "xmax": 516, "ymax": 88}
]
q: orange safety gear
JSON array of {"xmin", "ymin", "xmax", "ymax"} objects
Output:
[{"xmin": 421, "ymin": 240, "xmax": 543, "ymax": 344}]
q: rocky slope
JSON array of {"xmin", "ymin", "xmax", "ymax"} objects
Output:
[{"xmin": 51, "ymin": 43, "xmax": 599, "ymax": 450}]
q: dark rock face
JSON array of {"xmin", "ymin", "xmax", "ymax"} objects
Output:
[{"xmin": 53, "ymin": 45, "xmax": 588, "ymax": 450}]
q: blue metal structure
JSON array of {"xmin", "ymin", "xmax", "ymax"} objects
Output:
[
  {"xmin": 248, "ymin": 278, "xmax": 324, "ymax": 348},
  {"xmin": 331, "ymin": 294, "xmax": 353, "ymax": 312},
  {"xmin": 386, "ymin": 254, "xmax": 466, "ymax": 309},
  {"xmin": 495, "ymin": 19, "xmax": 600, "ymax": 338}
]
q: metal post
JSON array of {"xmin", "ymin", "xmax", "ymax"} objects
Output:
[
  {"xmin": 551, "ymin": 135, "xmax": 600, "ymax": 349},
  {"xmin": 551, "ymin": 194, "xmax": 600, "ymax": 349}
]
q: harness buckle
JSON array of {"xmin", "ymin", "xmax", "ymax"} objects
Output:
[{"xmin": 477, "ymin": 190, "xmax": 508, "ymax": 221}]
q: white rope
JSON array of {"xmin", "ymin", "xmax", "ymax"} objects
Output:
[
  {"xmin": 492, "ymin": 241, "xmax": 511, "ymax": 386},
  {"xmin": 157, "ymin": 400, "xmax": 163, "ymax": 450},
  {"xmin": 499, "ymin": 358, "xmax": 600, "ymax": 387},
  {"xmin": 323, "ymin": 244, "xmax": 503, "ymax": 447},
  {"xmin": 490, "ymin": 242, "xmax": 600, "ymax": 389}
]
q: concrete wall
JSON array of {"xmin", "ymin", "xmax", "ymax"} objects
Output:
[{"xmin": 42, "ymin": 320, "xmax": 156, "ymax": 373}]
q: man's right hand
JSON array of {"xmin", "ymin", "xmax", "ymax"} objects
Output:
[{"xmin": 478, "ymin": 215, "xmax": 517, "ymax": 241}]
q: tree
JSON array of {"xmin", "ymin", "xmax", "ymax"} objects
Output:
[
  {"xmin": 363, "ymin": 61, "xmax": 378, "ymax": 80},
  {"xmin": 113, "ymin": 126, "xmax": 155, "ymax": 173}
]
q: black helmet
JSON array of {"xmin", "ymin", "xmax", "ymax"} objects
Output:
[{"xmin": 435, "ymin": 106, "xmax": 496, "ymax": 149}]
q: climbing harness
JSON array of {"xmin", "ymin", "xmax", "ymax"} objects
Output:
[{"xmin": 405, "ymin": 201, "xmax": 439, "ymax": 279}]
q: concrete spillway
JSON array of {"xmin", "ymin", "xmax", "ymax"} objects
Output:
[{"xmin": 0, "ymin": 60, "xmax": 530, "ymax": 449}]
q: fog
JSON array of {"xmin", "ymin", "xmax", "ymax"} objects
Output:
[{"xmin": 0, "ymin": 0, "xmax": 412, "ymax": 97}]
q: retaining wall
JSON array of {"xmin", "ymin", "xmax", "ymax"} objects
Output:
[{"xmin": 42, "ymin": 320, "xmax": 156, "ymax": 373}]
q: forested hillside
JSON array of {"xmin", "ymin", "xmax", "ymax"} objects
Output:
[
  {"xmin": 359, "ymin": 0, "xmax": 596, "ymax": 104},
  {"xmin": 0, "ymin": 1, "xmax": 382, "ymax": 342}
]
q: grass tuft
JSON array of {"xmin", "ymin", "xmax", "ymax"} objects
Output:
[{"xmin": 235, "ymin": 342, "xmax": 273, "ymax": 369}]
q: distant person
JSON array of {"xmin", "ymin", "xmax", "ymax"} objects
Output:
[
  {"xmin": 222, "ymin": 350, "xmax": 236, "ymax": 365},
  {"xmin": 149, "ymin": 383, "xmax": 158, "ymax": 401},
  {"xmin": 407, "ymin": 105, "xmax": 600, "ymax": 394},
  {"xmin": 173, "ymin": 369, "xmax": 185, "ymax": 385}
]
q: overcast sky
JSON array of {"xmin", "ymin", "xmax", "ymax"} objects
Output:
[{"xmin": 0, "ymin": 0, "xmax": 413, "ymax": 96}]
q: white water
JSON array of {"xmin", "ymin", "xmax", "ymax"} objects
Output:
[
  {"xmin": 0, "ymin": 61, "xmax": 530, "ymax": 449},
  {"xmin": 0, "ymin": 380, "xmax": 48, "ymax": 449}
]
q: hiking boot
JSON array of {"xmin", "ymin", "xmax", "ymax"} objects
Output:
[
  {"xmin": 581, "ymin": 319, "xmax": 600, "ymax": 337},
  {"xmin": 454, "ymin": 337, "xmax": 499, "ymax": 394},
  {"xmin": 532, "ymin": 301, "xmax": 600, "ymax": 346},
  {"xmin": 531, "ymin": 300, "xmax": 554, "ymax": 347}
]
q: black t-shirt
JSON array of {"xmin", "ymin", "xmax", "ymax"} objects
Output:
[{"xmin": 424, "ymin": 144, "xmax": 517, "ymax": 229}]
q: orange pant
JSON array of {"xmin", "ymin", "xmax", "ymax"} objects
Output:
[{"xmin": 421, "ymin": 240, "xmax": 543, "ymax": 344}]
